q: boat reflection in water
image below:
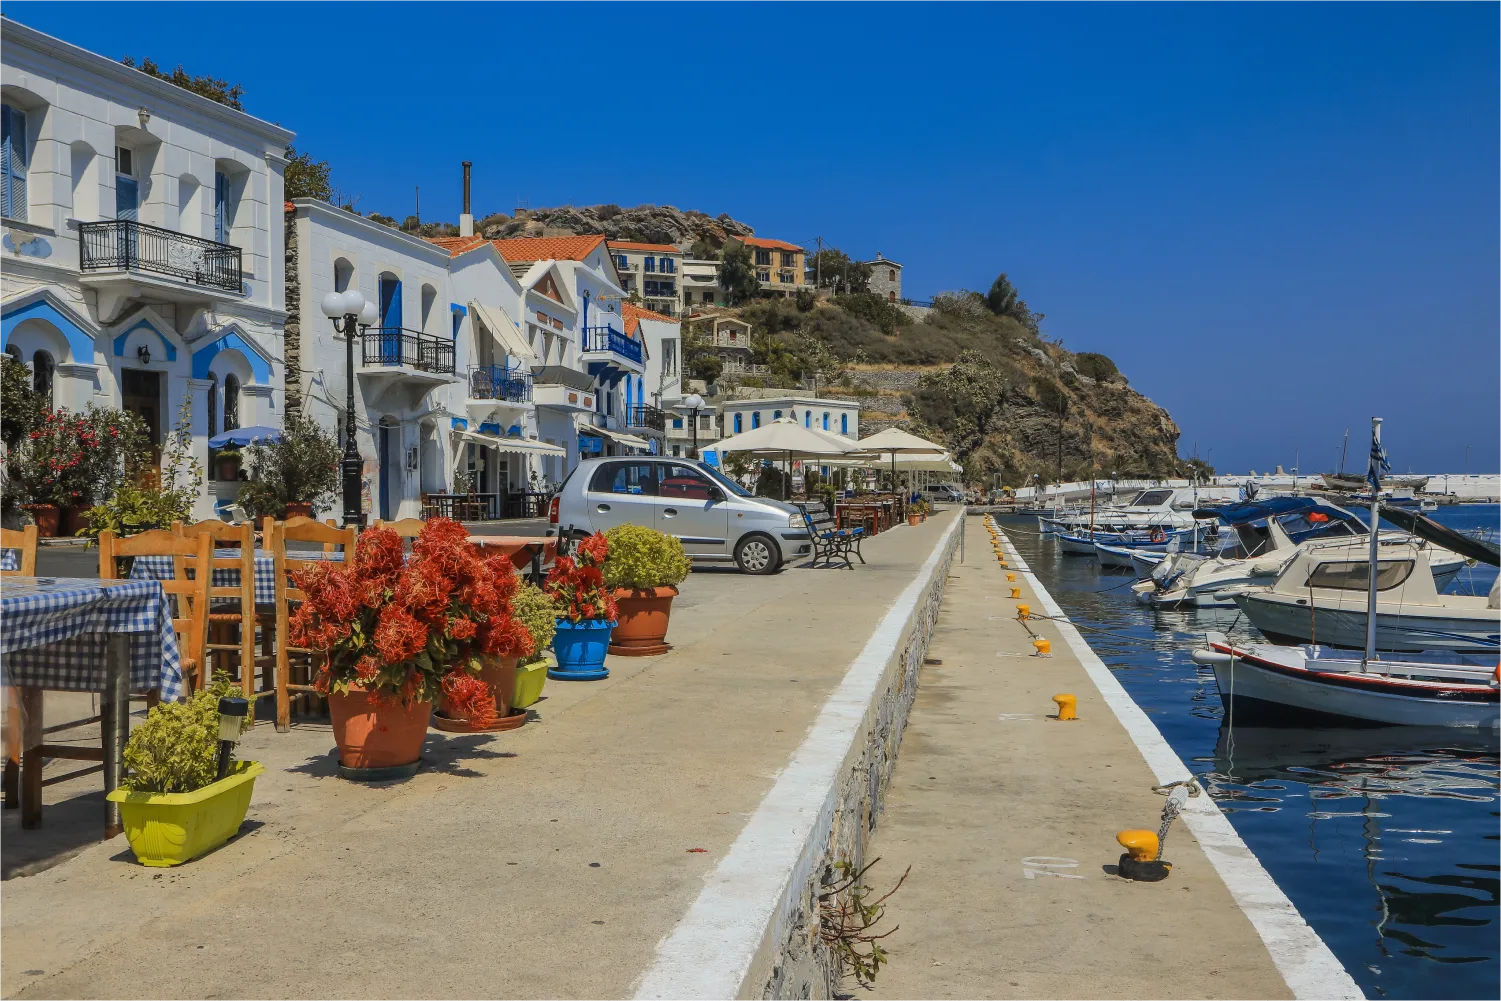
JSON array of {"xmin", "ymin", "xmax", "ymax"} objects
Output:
[{"xmin": 1202, "ymin": 724, "xmax": 1499, "ymax": 993}]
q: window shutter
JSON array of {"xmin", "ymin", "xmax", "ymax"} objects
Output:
[
  {"xmin": 116, "ymin": 176, "xmax": 139, "ymax": 221},
  {"xmin": 215, "ymin": 171, "xmax": 230, "ymax": 242},
  {"xmin": 2, "ymin": 106, "xmax": 27, "ymax": 221}
]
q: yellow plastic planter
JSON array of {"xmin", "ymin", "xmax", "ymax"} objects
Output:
[
  {"xmin": 106, "ymin": 761, "xmax": 265, "ymax": 867},
  {"xmin": 513, "ymin": 660, "xmax": 548, "ymax": 710}
]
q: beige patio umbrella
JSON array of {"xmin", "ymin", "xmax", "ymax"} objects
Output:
[
  {"xmin": 857, "ymin": 428, "xmax": 948, "ymax": 498},
  {"xmin": 707, "ymin": 418, "xmax": 866, "ymax": 500}
]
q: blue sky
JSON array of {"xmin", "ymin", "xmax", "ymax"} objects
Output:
[{"xmin": 9, "ymin": 2, "xmax": 1496, "ymax": 473}]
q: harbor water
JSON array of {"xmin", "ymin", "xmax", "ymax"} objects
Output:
[{"xmin": 999, "ymin": 505, "xmax": 1499, "ymax": 1001}]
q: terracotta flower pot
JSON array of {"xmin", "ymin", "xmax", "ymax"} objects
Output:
[
  {"xmin": 216, "ymin": 458, "xmax": 241, "ymax": 481},
  {"xmin": 24, "ymin": 504, "xmax": 60, "ymax": 538},
  {"xmin": 609, "ymin": 585, "xmax": 678, "ymax": 657},
  {"xmin": 327, "ymin": 687, "xmax": 431, "ymax": 778},
  {"xmin": 436, "ymin": 655, "xmax": 522, "ymax": 732},
  {"xmin": 283, "ymin": 501, "xmax": 314, "ymax": 520},
  {"xmin": 908, "ymin": 514, "xmax": 922, "ymax": 527}
]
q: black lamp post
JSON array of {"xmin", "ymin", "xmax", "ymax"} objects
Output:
[
  {"xmin": 683, "ymin": 392, "xmax": 705, "ymax": 459},
  {"xmin": 321, "ymin": 290, "xmax": 378, "ymax": 527}
]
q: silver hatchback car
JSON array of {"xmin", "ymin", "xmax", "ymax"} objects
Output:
[{"xmin": 547, "ymin": 457, "xmax": 810, "ymax": 574}]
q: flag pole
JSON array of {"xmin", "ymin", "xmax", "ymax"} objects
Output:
[{"xmin": 1363, "ymin": 417, "xmax": 1384, "ymax": 669}]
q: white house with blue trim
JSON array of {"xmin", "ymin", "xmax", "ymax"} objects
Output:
[{"xmin": 1, "ymin": 17, "xmax": 289, "ymax": 518}]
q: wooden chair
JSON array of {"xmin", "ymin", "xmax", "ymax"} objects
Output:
[
  {"xmin": 373, "ymin": 518, "xmax": 425, "ymax": 539},
  {"xmin": 99, "ymin": 530, "xmax": 215, "ymax": 696},
  {"xmin": 174, "ymin": 519, "xmax": 265, "ymax": 715},
  {"xmin": 12, "ymin": 530, "xmax": 212, "ymax": 827},
  {"xmin": 261, "ymin": 517, "xmax": 358, "ymax": 731},
  {"xmin": 2, "ymin": 524, "xmax": 39, "ymax": 808}
]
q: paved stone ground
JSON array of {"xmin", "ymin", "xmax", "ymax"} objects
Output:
[
  {"xmin": 861, "ymin": 529, "xmax": 1292, "ymax": 1000},
  {"xmin": 1, "ymin": 515, "xmax": 958, "ymax": 1000}
]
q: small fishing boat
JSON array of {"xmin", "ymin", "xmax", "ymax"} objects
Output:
[
  {"xmin": 1194, "ymin": 418, "xmax": 1501, "ymax": 728},
  {"xmin": 1192, "ymin": 633, "xmax": 1499, "ymax": 728}
]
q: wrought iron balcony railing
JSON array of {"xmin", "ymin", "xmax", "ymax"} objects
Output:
[
  {"xmin": 79, "ymin": 219, "xmax": 243, "ymax": 293},
  {"xmin": 468, "ymin": 364, "xmax": 532, "ymax": 402},
  {"xmin": 628, "ymin": 405, "xmax": 668, "ymax": 432},
  {"xmin": 581, "ymin": 325, "xmax": 643, "ymax": 365},
  {"xmin": 360, "ymin": 328, "xmax": 456, "ymax": 375}
]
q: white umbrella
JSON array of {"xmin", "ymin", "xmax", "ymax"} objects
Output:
[
  {"xmin": 708, "ymin": 418, "xmax": 864, "ymax": 500},
  {"xmin": 857, "ymin": 428, "xmax": 949, "ymax": 500}
]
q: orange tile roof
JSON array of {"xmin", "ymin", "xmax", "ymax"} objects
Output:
[
  {"xmin": 425, "ymin": 234, "xmax": 610, "ymax": 265},
  {"xmin": 620, "ymin": 301, "xmax": 678, "ymax": 336},
  {"xmin": 608, "ymin": 240, "xmax": 681, "ymax": 254},
  {"xmin": 739, "ymin": 236, "xmax": 803, "ymax": 252}
]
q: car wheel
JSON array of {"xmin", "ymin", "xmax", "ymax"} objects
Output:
[{"xmin": 734, "ymin": 534, "xmax": 780, "ymax": 575}]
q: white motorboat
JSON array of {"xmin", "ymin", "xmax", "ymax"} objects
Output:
[
  {"xmin": 1193, "ymin": 633, "xmax": 1499, "ymax": 728},
  {"xmin": 1043, "ymin": 486, "xmax": 1199, "ymax": 535},
  {"xmin": 1131, "ymin": 497, "xmax": 1469, "ymax": 610},
  {"xmin": 1228, "ymin": 540, "xmax": 1499, "ymax": 652}
]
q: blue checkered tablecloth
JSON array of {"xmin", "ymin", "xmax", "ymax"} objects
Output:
[
  {"xmin": 130, "ymin": 549, "xmax": 344, "ymax": 605},
  {"xmin": 0, "ymin": 549, "xmax": 18, "ymax": 572},
  {"xmin": 1, "ymin": 577, "xmax": 184, "ymax": 701}
]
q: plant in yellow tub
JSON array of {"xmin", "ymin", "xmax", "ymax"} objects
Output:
[
  {"xmin": 510, "ymin": 581, "xmax": 557, "ymax": 710},
  {"xmin": 106, "ymin": 676, "xmax": 263, "ymax": 867}
]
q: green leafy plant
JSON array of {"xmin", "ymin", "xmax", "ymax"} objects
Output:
[
  {"xmin": 121, "ymin": 675, "xmax": 252, "ymax": 794},
  {"xmin": 6, "ymin": 405, "xmax": 148, "ymax": 510},
  {"xmin": 818, "ymin": 857, "xmax": 910, "ymax": 989},
  {"xmin": 236, "ymin": 411, "xmax": 340, "ymax": 520},
  {"xmin": 1, "ymin": 355, "xmax": 44, "ymax": 449},
  {"xmin": 80, "ymin": 397, "xmax": 198, "ymax": 541},
  {"xmin": 511, "ymin": 582, "xmax": 558, "ymax": 666},
  {"xmin": 602, "ymin": 524, "xmax": 691, "ymax": 591}
]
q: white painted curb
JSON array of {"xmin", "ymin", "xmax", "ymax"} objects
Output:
[
  {"xmin": 635, "ymin": 515, "xmax": 963, "ymax": 1000},
  {"xmin": 996, "ymin": 526, "xmax": 1364, "ymax": 1001}
]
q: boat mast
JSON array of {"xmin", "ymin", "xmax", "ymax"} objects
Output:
[
  {"xmin": 1087, "ymin": 424, "xmax": 1095, "ymax": 535},
  {"xmin": 1338, "ymin": 427, "xmax": 1350, "ymax": 476},
  {"xmin": 1363, "ymin": 417, "xmax": 1383, "ymax": 669}
]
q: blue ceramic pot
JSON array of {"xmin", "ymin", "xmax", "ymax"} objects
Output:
[{"xmin": 549, "ymin": 618, "xmax": 614, "ymax": 680}]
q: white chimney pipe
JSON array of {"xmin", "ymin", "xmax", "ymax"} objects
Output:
[{"xmin": 459, "ymin": 161, "xmax": 474, "ymax": 237}]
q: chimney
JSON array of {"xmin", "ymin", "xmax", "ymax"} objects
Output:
[
  {"xmin": 459, "ymin": 161, "xmax": 474, "ymax": 237},
  {"xmin": 875, "ymin": 251, "xmax": 883, "ymax": 260}
]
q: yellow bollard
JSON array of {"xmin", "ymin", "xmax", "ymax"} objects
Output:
[
  {"xmin": 1006, "ymin": 573, "xmax": 1016, "ymax": 582},
  {"xmin": 1009, "ymin": 586, "xmax": 1021, "ymax": 599},
  {"xmin": 1051, "ymin": 693, "xmax": 1076, "ymax": 719},
  {"xmin": 1116, "ymin": 830, "xmax": 1157, "ymax": 862},
  {"xmin": 1033, "ymin": 637, "xmax": 1051, "ymax": 657},
  {"xmin": 1016, "ymin": 603, "xmax": 1030, "ymax": 619}
]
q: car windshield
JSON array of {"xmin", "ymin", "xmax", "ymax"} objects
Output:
[{"xmin": 696, "ymin": 460, "xmax": 752, "ymax": 497}]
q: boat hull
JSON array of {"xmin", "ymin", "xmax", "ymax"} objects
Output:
[
  {"xmin": 1234, "ymin": 592, "xmax": 1501, "ymax": 653},
  {"xmin": 1209, "ymin": 649, "xmax": 1499, "ymax": 728}
]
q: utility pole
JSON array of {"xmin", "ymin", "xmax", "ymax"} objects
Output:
[
  {"xmin": 815, "ymin": 236, "xmax": 822, "ymax": 289},
  {"xmin": 414, "ymin": 186, "xmax": 420, "ymax": 228},
  {"xmin": 1056, "ymin": 396, "xmax": 1066, "ymax": 485}
]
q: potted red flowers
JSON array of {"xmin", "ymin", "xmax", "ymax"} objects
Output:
[
  {"xmin": 289, "ymin": 518, "xmax": 533, "ymax": 778},
  {"xmin": 545, "ymin": 532, "xmax": 617, "ymax": 680}
]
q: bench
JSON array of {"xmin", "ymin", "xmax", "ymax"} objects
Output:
[{"xmin": 798, "ymin": 503, "xmax": 866, "ymax": 569}]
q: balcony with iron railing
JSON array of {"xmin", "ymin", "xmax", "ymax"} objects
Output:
[
  {"xmin": 628, "ymin": 404, "xmax": 668, "ymax": 432},
  {"xmin": 79, "ymin": 219, "xmax": 242, "ymax": 293},
  {"xmin": 468, "ymin": 364, "xmax": 532, "ymax": 403},
  {"xmin": 360, "ymin": 327, "xmax": 456, "ymax": 376},
  {"xmin": 581, "ymin": 325, "xmax": 644, "ymax": 366}
]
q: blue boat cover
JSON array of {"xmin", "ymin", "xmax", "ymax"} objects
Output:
[
  {"xmin": 1192, "ymin": 497, "xmax": 1356, "ymax": 525},
  {"xmin": 208, "ymin": 425, "xmax": 283, "ymax": 448}
]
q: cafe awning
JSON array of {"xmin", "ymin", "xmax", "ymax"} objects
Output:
[
  {"xmin": 595, "ymin": 426, "xmax": 651, "ymax": 450},
  {"xmin": 452, "ymin": 428, "xmax": 566, "ymax": 460},
  {"xmin": 471, "ymin": 301, "xmax": 536, "ymax": 365}
]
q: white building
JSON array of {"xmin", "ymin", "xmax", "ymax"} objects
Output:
[
  {"xmin": 680, "ymin": 256, "xmax": 726, "ymax": 309},
  {"xmin": 718, "ymin": 396, "xmax": 860, "ymax": 440},
  {"xmin": 1, "ymin": 17, "xmax": 290, "ymax": 518}
]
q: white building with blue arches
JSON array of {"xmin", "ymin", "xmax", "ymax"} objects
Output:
[{"xmin": 2, "ymin": 18, "xmax": 289, "ymax": 519}]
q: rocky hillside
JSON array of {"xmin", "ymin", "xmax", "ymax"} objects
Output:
[
  {"xmin": 698, "ymin": 295, "xmax": 1186, "ymax": 486},
  {"xmin": 471, "ymin": 204, "xmax": 756, "ymax": 247}
]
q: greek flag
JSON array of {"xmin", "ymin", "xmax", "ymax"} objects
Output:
[{"xmin": 1368, "ymin": 434, "xmax": 1390, "ymax": 493}]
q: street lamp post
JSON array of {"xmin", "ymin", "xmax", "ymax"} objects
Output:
[
  {"xmin": 683, "ymin": 392, "xmax": 705, "ymax": 459},
  {"xmin": 320, "ymin": 289, "xmax": 379, "ymax": 528}
]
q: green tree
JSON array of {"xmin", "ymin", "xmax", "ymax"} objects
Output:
[
  {"xmin": 236, "ymin": 411, "xmax": 341, "ymax": 519},
  {"xmin": 120, "ymin": 56, "xmax": 244, "ymax": 109},
  {"xmin": 719, "ymin": 242, "xmax": 762, "ymax": 306},
  {"xmin": 1185, "ymin": 457, "xmax": 1215, "ymax": 480},
  {"xmin": 985, "ymin": 273, "xmax": 1043, "ymax": 335},
  {"xmin": 808, "ymin": 247, "xmax": 871, "ymax": 294},
  {"xmin": 687, "ymin": 237, "xmax": 719, "ymax": 260},
  {"xmin": 689, "ymin": 353, "xmax": 723, "ymax": 385},
  {"xmin": 1072, "ymin": 352, "xmax": 1120, "ymax": 383},
  {"xmin": 907, "ymin": 351, "xmax": 1009, "ymax": 461},
  {"xmin": 284, "ymin": 145, "xmax": 333, "ymax": 201},
  {"xmin": 1, "ymin": 355, "xmax": 44, "ymax": 449}
]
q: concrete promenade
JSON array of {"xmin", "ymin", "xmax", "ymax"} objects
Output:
[
  {"xmin": 1, "ymin": 513, "xmax": 958, "ymax": 999},
  {"xmin": 862, "ymin": 520, "xmax": 1359, "ymax": 1000}
]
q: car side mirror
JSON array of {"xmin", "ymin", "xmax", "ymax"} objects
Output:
[{"xmin": 708, "ymin": 487, "xmax": 725, "ymax": 503}]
